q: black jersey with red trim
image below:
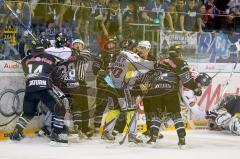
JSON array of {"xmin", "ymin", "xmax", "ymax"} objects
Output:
[
  {"xmin": 219, "ymin": 95, "xmax": 240, "ymax": 116},
  {"xmin": 21, "ymin": 52, "xmax": 62, "ymax": 92}
]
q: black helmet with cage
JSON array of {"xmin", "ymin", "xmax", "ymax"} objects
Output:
[
  {"xmin": 168, "ymin": 44, "xmax": 182, "ymax": 58},
  {"xmin": 55, "ymin": 33, "xmax": 67, "ymax": 48},
  {"xmin": 195, "ymin": 72, "xmax": 212, "ymax": 87},
  {"xmin": 119, "ymin": 39, "xmax": 138, "ymax": 51},
  {"xmin": 31, "ymin": 39, "xmax": 45, "ymax": 54},
  {"xmin": 104, "ymin": 36, "xmax": 119, "ymax": 53}
]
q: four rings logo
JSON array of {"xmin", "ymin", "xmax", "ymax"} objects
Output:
[{"xmin": 0, "ymin": 89, "xmax": 25, "ymax": 117}]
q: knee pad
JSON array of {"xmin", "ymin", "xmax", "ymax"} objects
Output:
[{"xmin": 215, "ymin": 111, "xmax": 232, "ymax": 127}]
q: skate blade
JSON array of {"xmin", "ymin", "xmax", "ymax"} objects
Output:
[
  {"xmin": 68, "ymin": 134, "xmax": 80, "ymax": 143},
  {"xmin": 49, "ymin": 141, "xmax": 69, "ymax": 147},
  {"xmin": 178, "ymin": 145, "xmax": 186, "ymax": 150}
]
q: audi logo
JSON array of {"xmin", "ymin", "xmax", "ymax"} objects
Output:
[{"xmin": 0, "ymin": 89, "xmax": 25, "ymax": 117}]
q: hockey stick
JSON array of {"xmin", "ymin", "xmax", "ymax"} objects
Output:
[
  {"xmin": 1, "ymin": 0, "xmax": 37, "ymax": 40},
  {"xmin": 119, "ymin": 109, "xmax": 137, "ymax": 145},
  {"xmin": 221, "ymin": 62, "xmax": 238, "ymax": 97},
  {"xmin": 210, "ymin": 62, "xmax": 238, "ymax": 111}
]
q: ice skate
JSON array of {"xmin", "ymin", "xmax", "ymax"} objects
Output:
[
  {"xmin": 146, "ymin": 134, "xmax": 158, "ymax": 144},
  {"xmin": 101, "ymin": 131, "xmax": 115, "ymax": 141},
  {"xmin": 178, "ymin": 137, "xmax": 186, "ymax": 149},
  {"xmin": 128, "ymin": 133, "xmax": 143, "ymax": 144},
  {"xmin": 10, "ymin": 131, "xmax": 25, "ymax": 141},
  {"xmin": 37, "ymin": 126, "xmax": 51, "ymax": 137},
  {"xmin": 50, "ymin": 131, "xmax": 68, "ymax": 146}
]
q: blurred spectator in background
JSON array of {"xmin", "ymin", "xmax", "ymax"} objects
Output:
[
  {"xmin": 90, "ymin": 0, "xmax": 108, "ymax": 54},
  {"xmin": 10, "ymin": 1, "xmax": 32, "ymax": 37},
  {"xmin": 180, "ymin": 0, "xmax": 202, "ymax": 32},
  {"xmin": 175, "ymin": 0, "xmax": 185, "ymax": 31},
  {"xmin": 164, "ymin": 2, "xmax": 178, "ymax": 30},
  {"xmin": 223, "ymin": 7, "xmax": 238, "ymax": 32},
  {"xmin": 228, "ymin": 0, "xmax": 240, "ymax": 15},
  {"xmin": 102, "ymin": 0, "xmax": 122, "ymax": 41},
  {"xmin": 0, "ymin": 2, "xmax": 10, "ymax": 37},
  {"xmin": 204, "ymin": 0, "xmax": 216, "ymax": 31},
  {"xmin": 227, "ymin": 0, "xmax": 240, "ymax": 32},
  {"xmin": 33, "ymin": 0, "xmax": 66, "ymax": 28},
  {"xmin": 213, "ymin": 0, "xmax": 230, "ymax": 31},
  {"xmin": 142, "ymin": 0, "xmax": 174, "ymax": 31},
  {"xmin": 61, "ymin": 0, "xmax": 92, "ymax": 43},
  {"xmin": 199, "ymin": 4, "xmax": 209, "ymax": 31},
  {"xmin": 137, "ymin": 0, "xmax": 149, "ymax": 23},
  {"xmin": 122, "ymin": 0, "xmax": 138, "ymax": 39}
]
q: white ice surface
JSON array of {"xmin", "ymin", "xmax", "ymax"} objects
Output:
[{"xmin": 0, "ymin": 130, "xmax": 240, "ymax": 159}]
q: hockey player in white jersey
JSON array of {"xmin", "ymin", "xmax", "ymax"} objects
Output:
[
  {"xmin": 101, "ymin": 40, "xmax": 154, "ymax": 143},
  {"xmin": 45, "ymin": 33, "xmax": 72, "ymax": 60},
  {"xmin": 206, "ymin": 94, "xmax": 240, "ymax": 136}
]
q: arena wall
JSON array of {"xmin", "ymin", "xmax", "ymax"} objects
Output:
[{"xmin": 1, "ymin": 60, "xmax": 240, "ymax": 139}]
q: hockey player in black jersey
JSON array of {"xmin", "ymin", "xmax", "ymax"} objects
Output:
[
  {"xmin": 93, "ymin": 37, "xmax": 120, "ymax": 133},
  {"xmin": 10, "ymin": 39, "xmax": 69, "ymax": 145},
  {"xmin": 206, "ymin": 94, "xmax": 240, "ymax": 136},
  {"xmin": 143, "ymin": 44, "xmax": 202, "ymax": 148}
]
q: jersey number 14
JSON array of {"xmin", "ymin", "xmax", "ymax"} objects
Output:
[{"xmin": 28, "ymin": 64, "xmax": 43, "ymax": 73}]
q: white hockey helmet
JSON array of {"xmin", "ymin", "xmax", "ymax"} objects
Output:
[
  {"xmin": 72, "ymin": 39, "xmax": 85, "ymax": 48},
  {"xmin": 138, "ymin": 41, "xmax": 151, "ymax": 50}
]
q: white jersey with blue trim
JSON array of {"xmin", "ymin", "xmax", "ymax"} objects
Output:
[
  {"xmin": 45, "ymin": 47, "xmax": 72, "ymax": 60},
  {"xmin": 110, "ymin": 50, "xmax": 154, "ymax": 89}
]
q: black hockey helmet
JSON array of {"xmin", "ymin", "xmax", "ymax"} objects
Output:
[
  {"xmin": 55, "ymin": 33, "xmax": 67, "ymax": 48},
  {"xmin": 104, "ymin": 36, "xmax": 118, "ymax": 51},
  {"xmin": 195, "ymin": 72, "xmax": 212, "ymax": 87},
  {"xmin": 31, "ymin": 39, "xmax": 44, "ymax": 52},
  {"xmin": 40, "ymin": 36, "xmax": 51, "ymax": 49},
  {"xmin": 119, "ymin": 39, "xmax": 138, "ymax": 50},
  {"xmin": 168, "ymin": 44, "xmax": 182, "ymax": 58}
]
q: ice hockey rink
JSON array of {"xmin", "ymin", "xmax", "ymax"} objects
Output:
[{"xmin": 0, "ymin": 130, "xmax": 239, "ymax": 159}]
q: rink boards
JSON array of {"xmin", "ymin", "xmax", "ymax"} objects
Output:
[{"xmin": 1, "ymin": 61, "xmax": 240, "ymax": 140}]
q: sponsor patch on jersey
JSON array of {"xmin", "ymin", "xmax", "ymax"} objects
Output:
[{"xmin": 29, "ymin": 80, "xmax": 47, "ymax": 86}]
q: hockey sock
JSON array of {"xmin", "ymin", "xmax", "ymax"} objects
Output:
[
  {"xmin": 52, "ymin": 116, "xmax": 66, "ymax": 134},
  {"xmin": 14, "ymin": 114, "xmax": 31, "ymax": 134},
  {"xmin": 72, "ymin": 111, "xmax": 82, "ymax": 127},
  {"xmin": 104, "ymin": 109, "xmax": 120, "ymax": 133},
  {"xmin": 172, "ymin": 113, "xmax": 186, "ymax": 139},
  {"xmin": 94, "ymin": 115, "xmax": 103, "ymax": 128},
  {"xmin": 150, "ymin": 116, "xmax": 161, "ymax": 138}
]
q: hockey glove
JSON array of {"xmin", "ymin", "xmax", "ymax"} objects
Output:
[
  {"xmin": 193, "ymin": 87, "xmax": 202, "ymax": 96},
  {"xmin": 92, "ymin": 59, "xmax": 102, "ymax": 75},
  {"xmin": 205, "ymin": 110, "xmax": 218, "ymax": 119}
]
